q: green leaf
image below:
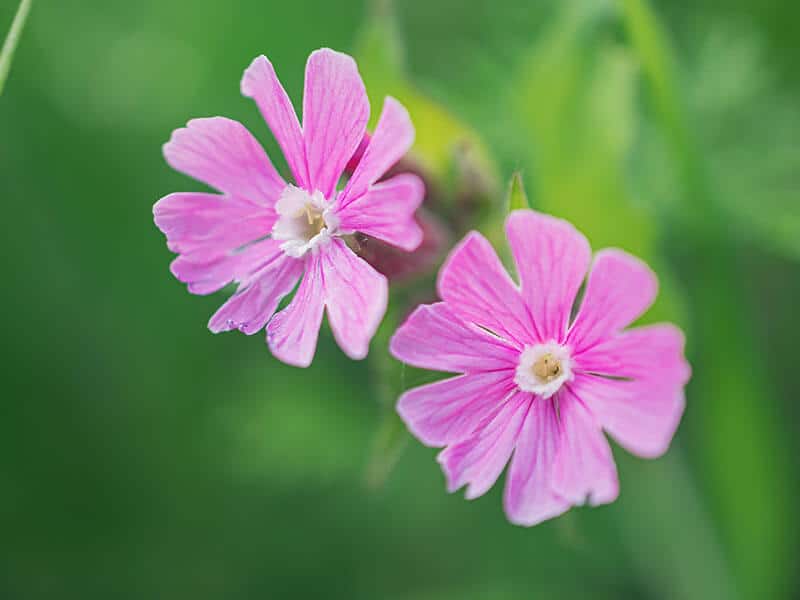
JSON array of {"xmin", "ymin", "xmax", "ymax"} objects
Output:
[
  {"xmin": 0, "ymin": 0, "xmax": 33, "ymax": 96},
  {"xmin": 506, "ymin": 171, "xmax": 530, "ymax": 212}
]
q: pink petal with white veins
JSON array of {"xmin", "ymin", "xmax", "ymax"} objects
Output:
[
  {"xmin": 571, "ymin": 373, "xmax": 685, "ymax": 459},
  {"xmin": 335, "ymin": 174, "xmax": 424, "ymax": 251},
  {"xmin": 266, "ymin": 253, "xmax": 325, "ymax": 367},
  {"xmin": 574, "ymin": 323, "xmax": 690, "ymax": 383},
  {"xmin": 438, "ymin": 231, "xmax": 536, "ymax": 347},
  {"xmin": 153, "ymin": 192, "xmax": 275, "ymax": 258},
  {"xmin": 169, "ymin": 238, "xmax": 284, "ymax": 296},
  {"xmin": 567, "ymin": 249, "xmax": 658, "ymax": 354},
  {"xmin": 503, "ymin": 397, "xmax": 571, "ymax": 526},
  {"xmin": 321, "ymin": 238, "xmax": 388, "ymax": 360},
  {"xmin": 551, "ymin": 388, "xmax": 619, "ymax": 506},
  {"xmin": 438, "ymin": 392, "xmax": 529, "ymax": 500},
  {"xmin": 390, "ymin": 303, "xmax": 520, "ymax": 374},
  {"xmin": 163, "ymin": 117, "xmax": 285, "ymax": 206},
  {"xmin": 302, "ymin": 49, "xmax": 369, "ymax": 199},
  {"xmin": 208, "ymin": 255, "xmax": 303, "ymax": 335},
  {"xmin": 338, "ymin": 97, "xmax": 415, "ymax": 209},
  {"xmin": 241, "ymin": 55, "xmax": 309, "ymax": 189},
  {"xmin": 397, "ymin": 370, "xmax": 518, "ymax": 447},
  {"xmin": 505, "ymin": 210, "xmax": 591, "ymax": 343}
]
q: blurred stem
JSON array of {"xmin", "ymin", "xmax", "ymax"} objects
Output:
[
  {"xmin": 0, "ymin": 0, "xmax": 32, "ymax": 96},
  {"xmin": 363, "ymin": 311, "xmax": 410, "ymax": 490},
  {"xmin": 363, "ymin": 406, "xmax": 408, "ymax": 490}
]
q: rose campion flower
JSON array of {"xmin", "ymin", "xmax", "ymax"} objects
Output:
[
  {"xmin": 154, "ymin": 49, "xmax": 424, "ymax": 366},
  {"xmin": 390, "ymin": 209, "xmax": 690, "ymax": 526}
]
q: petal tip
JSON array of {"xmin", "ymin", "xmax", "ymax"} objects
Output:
[{"xmin": 240, "ymin": 54, "xmax": 273, "ymax": 97}]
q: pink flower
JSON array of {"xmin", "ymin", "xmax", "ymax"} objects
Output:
[
  {"xmin": 154, "ymin": 49, "xmax": 424, "ymax": 367},
  {"xmin": 390, "ymin": 210, "xmax": 690, "ymax": 526}
]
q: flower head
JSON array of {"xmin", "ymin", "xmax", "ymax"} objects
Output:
[
  {"xmin": 390, "ymin": 209, "xmax": 690, "ymax": 526},
  {"xmin": 153, "ymin": 49, "xmax": 424, "ymax": 366}
]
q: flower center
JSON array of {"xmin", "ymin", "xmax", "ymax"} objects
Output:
[
  {"xmin": 515, "ymin": 342, "xmax": 572, "ymax": 399},
  {"xmin": 272, "ymin": 185, "xmax": 339, "ymax": 258},
  {"xmin": 532, "ymin": 353, "xmax": 562, "ymax": 381}
]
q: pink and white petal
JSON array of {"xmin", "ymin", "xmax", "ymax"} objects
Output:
[
  {"xmin": 571, "ymin": 373, "xmax": 685, "ymax": 459},
  {"xmin": 397, "ymin": 370, "xmax": 518, "ymax": 447},
  {"xmin": 574, "ymin": 323, "xmax": 690, "ymax": 384},
  {"xmin": 153, "ymin": 192, "xmax": 276, "ymax": 257},
  {"xmin": 208, "ymin": 255, "xmax": 303, "ymax": 335},
  {"xmin": 338, "ymin": 97, "xmax": 414, "ymax": 208},
  {"xmin": 551, "ymin": 389, "xmax": 619, "ymax": 506},
  {"xmin": 567, "ymin": 249, "xmax": 658, "ymax": 354},
  {"xmin": 438, "ymin": 392, "xmax": 530, "ymax": 500},
  {"xmin": 437, "ymin": 231, "xmax": 537, "ymax": 347},
  {"xmin": 503, "ymin": 397, "xmax": 571, "ymax": 526},
  {"xmin": 266, "ymin": 253, "xmax": 325, "ymax": 367},
  {"xmin": 390, "ymin": 303, "xmax": 520, "ymax": 374},
  {"xmin": 302, "ymin": 49, "xmax": 369, "ymax": 199},
  {"xmin": 505, "ymin": 210, "xmax": 592, "ymax": 343},
  {"xmin": 241, "ymin": 55, "xmax": 309, "ymax": 188},
  {"xmin": 321, "ymin": 238, "xmax": 388, "ymax": 360},
  {"xmin": 335, "ymin": 174, "xmax": 424, "ymax": 251},
  {"xmin": 163, "ymin": 117, "xmax": 285, "ymax": 206},
  {"xmin": 169, "ymin": 238, "xmax": 284, "ymax": 296}
]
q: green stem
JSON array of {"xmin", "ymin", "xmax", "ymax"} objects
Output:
[{"xmin": 0, "ymin": 0, "xmax": 33, "ymax": 96}]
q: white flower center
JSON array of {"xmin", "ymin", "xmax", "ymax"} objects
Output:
[
  {"xmin": 271, "ymin": 185, "xmax": 339, "ymax": 258},
  {"xmin": 514, "ymin": 342, "xmax": 573, "ymax": 398}
]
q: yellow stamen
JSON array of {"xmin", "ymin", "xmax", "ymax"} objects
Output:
[
  {"xmin": 303, "ymin": 205, "xmax": 326, "ymax": 236},
  {"xmin": 532, "ymin": 353, "xmax": 562, "ymax": 383}
]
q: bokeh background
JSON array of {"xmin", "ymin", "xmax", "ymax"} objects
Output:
[{"xmin": 2, "ymin": 0, "xmax": 799, "ymax": 598}]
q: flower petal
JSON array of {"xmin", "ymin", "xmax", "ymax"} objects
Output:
[
  {"xmin": 551, "ymin": 389, "xmax": 619, "ymax": 506},
  {"xmin": 572, "ymin": 325, "xmax": 689, "ymax": 458},
  {"xmin": 505, "ymin": 210, "xmax": 591, "ymax": 343},
  {"xmin": 335, "ymin": 174, "xmax": 424, "ymax": 251},
  {"xmin": 241, "ymin": 55, "xmax": 309, "ymax": 189},
  {"xmin": 503, "ymin": 397, "xmax": 571, "ymax": 526},
  {"xmin": 567, "ymin": 249, "xmax": 658, "ymax": 353},
  {"xmin": 397, "ymin": 370, "xmax": 518, "ymax": 447},
  {"xmin": 208, "ymin": 255, "xmax": 303, "ymax": 335},
  {"xmin": 338, "ymin": 97, "xmax": 414, "ymax": 209},
  {"xmin": 574, "ymin": 323, "xmax": 690, "ymax": 383},
  {"xmin": 570, "ymin": 373, "xmax": 686, "ymax": 459},
  {"xmin": 168, "ymin": 238, "xmax": 283, "ymax": 296},
  {"xmin": 438, "ymin": 392, "xmax": 529, "ymax": 500},
  {"xmin": 302, "ymin": 49, "xmax": 369, "ymax": 199},
  {"xmin": 153, "ymin": 192, "xmax": 275, "ymax": 258},
  {"xmin": 437, "ymin": 231, "xmax": 537, "ymax": 347},
  {"xmin": 163, "ymin": 117, "xmax": 285, "ymax": 206},
  {"xmin": 389, "ymin": 303, "xmax": 520, "ymax": 374},
  {"xmin": 266, "ymin": 253, "xmax": 325, "ymax": 367},
  {"xmin": 321, "ymin": 238, "xmax": 388, "ymax": 360}
]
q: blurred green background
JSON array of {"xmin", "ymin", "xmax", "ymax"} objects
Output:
[{"xmin": 2, "ymin": 0, "xmax": 799, "ymax": 598}]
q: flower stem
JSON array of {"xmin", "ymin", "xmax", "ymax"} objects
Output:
[{"xmin": 0, "ymin": 0, "xmax": 33, "ymax": 96}]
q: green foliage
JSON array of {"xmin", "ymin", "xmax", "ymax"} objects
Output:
[
  {"xmin": 353, "ymin": 0, "xmax": 499, "ymax": 197},
  {"xmin": 620, "ymin": 2, "xmax": 797, "ymax": 598},
  {"xmin": 509, "ymin": 2, "xmax": 683, "ymax": 324}
]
